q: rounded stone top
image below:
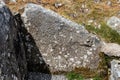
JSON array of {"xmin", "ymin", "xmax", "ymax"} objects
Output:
[{"xmin": 101, "ymin": 43, "xmax": 120, "ymax": 57}]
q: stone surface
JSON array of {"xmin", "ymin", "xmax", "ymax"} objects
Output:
[
  {"xmin": 107, "ymin": 16, "xmax": 120, "ymax": 34},
  {"xmin": 101, "ymin": 43, "xmax": 120, "ymax": 57},
  {"xmin": 0, "ymin": 1, "xmax": 27, "ymax": 80},
  {"xmin": 110, "ymin": 60, "xmax": 120, "ymax": 80},
  {"xmin": 22, "ymin": 3, "xmax": 101, "ymax": 73}
]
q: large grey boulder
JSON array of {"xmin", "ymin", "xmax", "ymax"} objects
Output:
[
  {"xmin": 22, "ymin": 3, "xmax": 101, "ymax": 73},
  {"xmin": 0, "ymin": 1, "xmax": 27, "ymax": 80},
  {"xmin": 107, "ymin": 16, "xmax": 120, "ymax": 34}
]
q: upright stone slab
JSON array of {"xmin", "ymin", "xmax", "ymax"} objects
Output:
[
  {"xmin": 0, "ymin": 1, "xmax": 27, "ymax": 80},
  {"xmin": 22, "ymin": 3, "xmax": 101, "ymax": 73}
]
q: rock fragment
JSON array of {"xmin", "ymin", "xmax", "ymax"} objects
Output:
[{"xmin": 101, "ymin": 43, "xmax": 120, "ymax": 57}]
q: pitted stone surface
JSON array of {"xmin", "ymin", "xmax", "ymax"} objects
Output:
[{"xmin": 22, "ymin": 3, "xmax": 101, "ymax": 72}]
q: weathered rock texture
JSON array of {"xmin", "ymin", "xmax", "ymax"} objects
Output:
[
  {"xmin": 22, "ymin": 3, "xmax": 101, "ymax": 73},
  {"xmin": 0, "ymin": 1, "xmax": 27, "ymax": 80}
]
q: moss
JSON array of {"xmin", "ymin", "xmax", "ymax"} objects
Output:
[
  {"xmin": 66, "ymin": 72, "xmax": 84, "ymax": 80},
  {"xmin": 93, "ymin": 75, "xmax": 102, "ymax": 80},
  {"xmin": 73, "ymin": 67, "xmax": 96, "ymax": 78},
  {"xmin": 97, "ymin": 53, "xmax": 109, "ymax": 80},
  {"xmin": 85, "ymin": 23, "xmax": 120, "ymax": 44},
  {"xmin": 66, "ymin": 53, "xmax": 111, "ymax": 80},
  {"xmin": 66, "ymin": 72, "xmax": 104, "ymax": 80},
  {"xmin": 66, "ymin": 52, "xmax": 117, "ymax": 80},
  {"xmin": 97, "ymin": 52, "xmax": 120, "ymax": 80}
]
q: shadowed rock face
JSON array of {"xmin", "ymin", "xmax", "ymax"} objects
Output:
[
  {"xmin": 22, "ymin": 3, "xmax": 102, "ymax": 73},
  {"xmin": 0, "ymin": 2, "xmax": 51, "ymax": 80},
  {"xmin": 0, "ymin": 1, "xmax": 27, "ymax": 80},
  {"xmin": 14, "ymin": 14, "xmax": 51, "ymax": 80}
]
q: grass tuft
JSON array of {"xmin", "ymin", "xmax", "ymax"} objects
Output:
[
  {"xmin": 85, "ymin": 23, "xmax": 120, "ymax": 44},
  {"xmin": 66, "ymin": 72, "xmax": 84, "ymax": 80}
]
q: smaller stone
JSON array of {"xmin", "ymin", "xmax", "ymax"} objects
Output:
[
  {"xmin": 107, "ymin": 16, "xmax": 120, "ymax": 34},
  {"xmin": 69, "ymin": 13, "xmax": 78, "ymax": 18},
  {"xmin": 110, "ymin": 60, "xmax": 120, "ymax": 80},
  {"xmin": 54, "ymin": 2, "xmax": 63, "ymax": 8},
  {"xmin": 81, "ymin": 4, "xmax": 86, "ymax": 8},
  {"xmin": 101, "ymin": 43, "xmax": 120, "ymax": 57},
  {"xmin": 88, "ymin": 20, "xmax": 94, "ymax": 25},
  {"xmin": 106, "ymin": 1, "xmax": 112, "ymax": 6}
]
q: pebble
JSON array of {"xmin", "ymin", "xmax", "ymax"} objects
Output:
[{"xmin": 54, "ymin": 3, "xmax": 63, "ymax": 8}]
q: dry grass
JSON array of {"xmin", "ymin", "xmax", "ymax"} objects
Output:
[{"xmin": 7, "ymin": 0, "xmax": 120, "ymax": 23}]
